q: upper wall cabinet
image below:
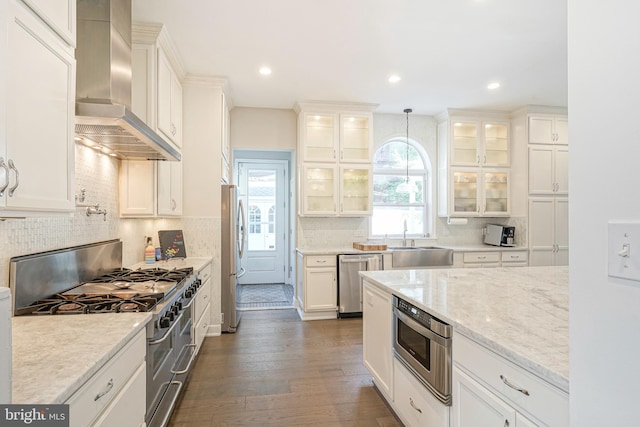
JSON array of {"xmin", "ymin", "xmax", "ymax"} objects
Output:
[
  {"xmin": 131, "ymin": 22, "xmax": 185, "ymax": 152},
  {"xmin": 528, "ymin": 115, "xmax": 568, "ymax": 145},
  {"xmin": 295, "ymin": 102, "xmax": 377, "ymax": 217},
  {"xmin": 0, "ymin": 0, "xmax": 76, "ymax": 217},
  {"xmin": 22, "ymin": 0, "xmax": 76, "ymax": 46},
  {"xmin": 298, "ymin": 107, "xmax": 374, "ymax": 164},
  {"xmin": 437, "ymin": 110, "xmax": 511, "ymax": 217}
]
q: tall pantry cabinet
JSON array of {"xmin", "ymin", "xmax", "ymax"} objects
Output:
[{"xmin": 525, "ymin": 110, "xmax": 569, "ymax": 266}]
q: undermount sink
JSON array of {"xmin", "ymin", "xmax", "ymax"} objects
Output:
[{"xmin": 389, "ymin": 246, "xmax": 454, "ymax": 268}]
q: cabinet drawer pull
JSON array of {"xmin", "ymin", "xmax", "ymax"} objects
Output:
[
  {"xmin": 504, "ymin": 420, "xmax": 510, "ymax": 427},
  {"xmin": 7, "ymin": 160, "xmax": 19, "ymax": 197},
  {"xmin": 316, "ymin": 260, "xmax": 327, "ymax": 263},
  {"xmin": 478, "ymin": 256, "xmax": 486, "ymax": 260},
  {"xmin": 0, "ymin": 158, "xmax": 9, "ymax": 197},
  {"xmin": 500, "ymin": 374, "xmax": 530, "ymax": 396},
  {"xmin": 94, "ymin": 379, "xmax": 114, "ymax": 401},
  {"xmin": 409, "ymin": 397, "xmax": 422, "ymax": 413}
]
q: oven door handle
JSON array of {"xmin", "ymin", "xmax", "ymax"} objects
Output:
[
  {"xmin": 393, "ymin": 307, "xmax": 451, "ymax": 347},
  {"xmin": 171, "ymin": 344, "xmax": 197, "ymax": 375},
  {"xmin": 154, "ymin": 380, "xmax": 183, "ymax": 427},
  {"xmin": 149, "ymin": 312, "xmax": 184, "ymax": 345}
]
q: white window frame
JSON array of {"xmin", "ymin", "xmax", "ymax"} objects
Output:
[{"xmin": 370, "ymin": 137, "xmax": 434, "ymax": 239}]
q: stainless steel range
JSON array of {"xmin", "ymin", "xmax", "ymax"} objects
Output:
[{"xmin": 9, "ymin": 240, "xmax": 202, "ymax": 427}]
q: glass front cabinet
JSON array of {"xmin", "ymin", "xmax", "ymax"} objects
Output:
[
  {"xmin": 448, "ymin": 169, "xmax": 510, "ymax": 217},
  {"xmin": 300, "ymin": 164, "xmax": 372, "ymax": 216},
  {"xmin": 297, "ymin": 103, "xmax": 376, "ymax": 217},
  {"xmin": 437, "ymin": 111, "xmax": 511, "ymax": 217}
]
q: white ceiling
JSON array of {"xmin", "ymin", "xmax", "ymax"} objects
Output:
[{"xmin": 132, "ymin": 0, "xmax": 567, "ymax": 115}]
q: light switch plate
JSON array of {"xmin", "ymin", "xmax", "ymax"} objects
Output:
[
  {"xmin": 608, "ymin": 222, "xmax": 640, "ymax": 281},
  {"xmin": 354, "ymin": 229, "xmax": 365, "ymax": 238}
]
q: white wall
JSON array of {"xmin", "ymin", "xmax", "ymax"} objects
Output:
[
  {"xmin": 231, "ymin": 107, "xmax": 297, "ymax": 150},
  {"xmin": 569, "ymin": 1, "xmax": 640, "ymax": 425}
]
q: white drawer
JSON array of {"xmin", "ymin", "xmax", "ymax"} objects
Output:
[
  {"xmin": 306, "ymin": 255, "xmax": 336, "ymax": 268},
  {"xmin": 66, "ymin": 330, "xmax": 146, "ymax": 427},
  {"xmin": 194, "ymin": 277, "xmax": 211, "ymax": 323},
  {"xmin": 198, "ymin": 262, "xmax": 212, "ymax": 283},
  {"xmin": 393, "ymin": 359, "xmax": 450, "ymax": 427},
  {"xmin": 92, "ymin": 362, "xmax": 146, "ymax": 427},
  {"xmin": 501, "ymin": 251, "xmax": 528, "ymax": 263},
  {"xmin": 454, "ymin": 333, "xmax": 568, "ymax": 426},
  {"xmin": 194, "ymin": 302, "xmax": 211, "ymax": 353},
  {"xmin": 463, "ymin": 252, "xmax": 500, "ymax": 263}
]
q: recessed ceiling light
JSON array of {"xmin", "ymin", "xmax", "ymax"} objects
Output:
[
  {"xmin": 388, "ymin": 75, "xmax": 401, "ymax": 83},
  {"xmin": 259, "ymin": 66, "xmax": 272, "ymax": 76},
  {"xmin": 487, "ymin": 82, "xmax": 501, "ymax": 90}
]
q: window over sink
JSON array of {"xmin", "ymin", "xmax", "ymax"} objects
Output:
[{"xmin": 371, "ymin": 138, "xmax": 433, "ymax": 238}]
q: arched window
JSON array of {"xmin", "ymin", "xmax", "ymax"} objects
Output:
[
  {"xmin": 249, "ymin": 205, "xmax": 261, "ymax": 234},
  {"xmin": 268, "ymin": 206, "xmax": 275, "ymax": 233},
  {"xmin": 371, "ymin": 138, "xmax": 433, "ymax": 237}
]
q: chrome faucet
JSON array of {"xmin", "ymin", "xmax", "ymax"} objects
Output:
[
  {"xmin": 403, "ymin": 219, "xmax": 408, "ymax": 246},
  {"xmin": 86, "ymin": 204, "xmax": 107, "ymax": 221}
]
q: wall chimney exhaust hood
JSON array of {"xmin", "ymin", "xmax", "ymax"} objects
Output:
[{"xmin": 75, "ymin": 0, "xmax": 180, "ymax": 161}]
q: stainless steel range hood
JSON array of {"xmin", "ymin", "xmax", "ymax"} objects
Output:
[{"xmin": 75, "ymin": 0, "xmax": 180, "ymax": 161}]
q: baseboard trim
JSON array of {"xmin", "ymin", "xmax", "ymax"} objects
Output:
[{"xmin": 206, "ymin": 324, "xmax": 222, "ymax": 336}]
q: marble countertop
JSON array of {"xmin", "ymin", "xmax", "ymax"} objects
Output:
[
  {"xmin": 12, "ymin": 313, "xmax": 151, "ymax": 404},
  {"xmin": 360, "ymin": 266, "xmax": 569, "ymax": 392},
  {"xmin": 128, "ymin": 256, "xmax": 212, "ymax": 272},
  {"xmin": 296, "ymin": 245, "xmax": 527, "ymax": 255}
]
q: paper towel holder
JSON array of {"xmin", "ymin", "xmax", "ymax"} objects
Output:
[{"xmin": 447, "ymin": 217, "xmax": 468, "ymax": 225}]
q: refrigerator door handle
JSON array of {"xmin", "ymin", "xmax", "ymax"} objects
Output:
[{"xmin": 237, "ymin": 199, "xmax": 246, "ymax": 259}]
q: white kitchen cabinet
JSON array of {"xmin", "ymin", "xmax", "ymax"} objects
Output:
[
  {"xmin": 193, "ymin": 266, "xmax": 211, "ymax": 354},
  {"xmin": 453, "ymin": 333, "xmax": 568, "ymax": 427},
  {"xmin": 363, "ymin": 281, "xmax": 393, "ymax": 400},
  {"xmin": 501, "ymin": 250, "xmax": 529, "ymax": 267},
  {"xmin": 221, "ymin": 92, "xmax": 231, "ymax": 161},
  {"xmin": 66, "ymin": 330, "xmax": 146, "ymax": 427},
  {"xmin": 394, "ymin": 358, "xmax": 450, "ymax": 427},
  {"xmin": 529, "ymin": 145, "xmax": 568, "ymax": 195},
  {"xmin": 131, "ymin": 23, "xmax": 183, "ymax": 152},
  {"xmin": 295, "ymin": 253, "xmax": 337, "ymax": 320},
  {"xmin": 462, "ymin": 251, "xmax": 501, "ymax": 268},
  {"xmin": 442, "ymin": 168, "xmax": 510, "ymax": 217},
  {"xmin": 299, "ymin": 111, "xmax": 373, "ymax": 164},
  {"xmin": 22, "ymin": 0, "xmax": 75, "ymax": 45},
  {"xmin": 300, "ymin": 163, "xmax": 371, "ymax": 216},
  {"xmin": 157, "ymin": 47, "xmax": 183, "ymax": 147},
  {"xmin": 157, "ymin": 160, "xmax": 183, "ymax": 216},
  {"xmin": 529, "ymin": 197, "xmax": 568, "ymax": 266},
  {"xmin": 0, "ymin": 0, "xmax": 75, "ymax": 216},
  {"xmin": 296, "ymin": 103, "xmax": 376, "ymax": 217},
  {"xmin": 528, "ymin": 115, "xmax": 568, "ymax": 145},
  {"xmin": 437, "ymin": 110, "xmax": 511, "ymax": 217}
]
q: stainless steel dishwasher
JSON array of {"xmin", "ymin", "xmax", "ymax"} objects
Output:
[{"xmin": 337, "ymin": 253, "xmax": 383, "ymax": 318}]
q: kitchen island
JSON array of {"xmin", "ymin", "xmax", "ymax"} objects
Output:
[{"xmin": 360, "ymin": 266, "xmax": 568, "ymax": 427}]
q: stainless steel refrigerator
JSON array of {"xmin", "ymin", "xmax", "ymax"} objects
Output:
[{"xmin": 221, "ymin": 184, "xmax": 246, "ymax": 333}]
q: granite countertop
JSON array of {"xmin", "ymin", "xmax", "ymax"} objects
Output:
[
  {"xmin": 128, "ymin": 256, "xmax": 212, "ymax": 272},
  {"xmin": 360, "ymin": 266, "xmax": 569, "ymax": 392},
  {"xmin": 295, "ymin": 245, "xmax": 527, "ymax": 255},
  {"xmin": 12, "ymin": 313, "xmax": 151, "ymax": 404}
]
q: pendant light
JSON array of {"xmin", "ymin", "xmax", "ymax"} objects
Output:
[{"xmin": 397, "ymin": 108, "xmax": 414, "ymax": 194}]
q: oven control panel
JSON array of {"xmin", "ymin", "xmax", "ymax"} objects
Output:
[{"xmin": 395, "ymin": 296, "xmax": 452, "ymax": 338}]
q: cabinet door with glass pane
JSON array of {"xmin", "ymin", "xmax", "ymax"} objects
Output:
[
  {"xmin": 302, "ymin": 113, "xmax": 338, "ymax": 162},
  {"xmin": 340, "ymin": 165, "xmax": 372, "ymax": 216},
  {"xmin": 451, "ymin": 169, "xmax": 480, "ymax": 216},
  {"xmin": 339, "ymin": 113, "xmax": 372, "ymax": 163},
  {"xmin": 451, "ymin": 121, "xmax": 480, "ymax": 166},
  {"xmin": 482, "ymin": 122, "xmax": 509, "ymax": 167},
  {"xmin": 301, "ymin": 164, "xmax": 338, "ymax": 216},
  {"xmin": 482, "ymin": 169, "xmax": 510, "ymax": 216}
]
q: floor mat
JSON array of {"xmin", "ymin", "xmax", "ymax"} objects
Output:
[{"xmin": 237, "ymin": 283, "xmax": 294, "ymax": 310}]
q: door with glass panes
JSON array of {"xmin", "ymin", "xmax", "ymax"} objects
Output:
[{"xmin": 237, "ymin": 161, "xmax": 287, "ymax": 284}]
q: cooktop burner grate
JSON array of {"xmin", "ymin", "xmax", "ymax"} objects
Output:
[{"xmin": 16, "ymin": 293, "xmax": 165, "ymax": 315}]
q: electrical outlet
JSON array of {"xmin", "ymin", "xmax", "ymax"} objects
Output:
[{"xmin": 354, "ymin": 229, "xmax": 365, "ymax": 238}]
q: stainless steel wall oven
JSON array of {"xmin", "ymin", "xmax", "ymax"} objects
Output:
[{"xmin": 392, "ymin": 295, "xmax": 453, "ymax": 405}]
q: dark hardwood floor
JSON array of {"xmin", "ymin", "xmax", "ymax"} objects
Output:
[{"xmin": 169, "ymin": 309, "xmax": 403, "ymax": 426}]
